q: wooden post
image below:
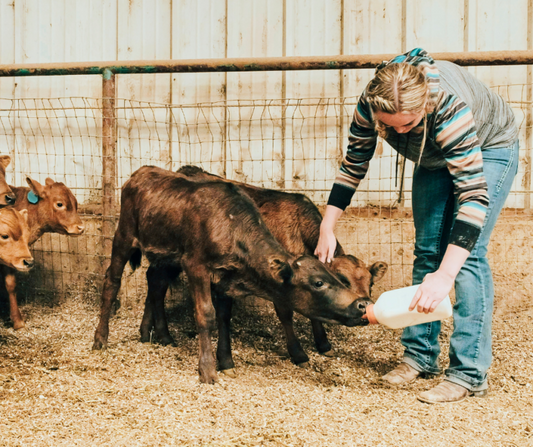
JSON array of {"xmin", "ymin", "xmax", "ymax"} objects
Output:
[
  {"xmin": 102, "ymin": 68, "xmax": 116, "ymax": 271},
  {"xmin": 526, "ymin": 0, "xmax": 533, "ymax": 210}
]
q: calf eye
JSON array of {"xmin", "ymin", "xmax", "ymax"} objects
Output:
[
  {"xmin": 56, "ymin": 202, "xmax": 63, "ymax": 208},
  {"xmin": 1, "ymin": 234, "xmax": 8, "ymax": 240},
  {"xmin": 314, "ymin": 280, "xmax": 324, "ymax": 288}
]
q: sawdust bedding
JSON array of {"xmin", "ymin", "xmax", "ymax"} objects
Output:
[{"xmin": 0, "ymin": 288, "xmax": 532, "ymax": 447}]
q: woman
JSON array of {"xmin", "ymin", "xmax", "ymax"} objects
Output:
[{"xmin": 315, "ymin": 48, "xmax": 519, "ymax": 404}]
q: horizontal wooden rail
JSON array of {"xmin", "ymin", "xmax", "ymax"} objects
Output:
[{"xmin": 0, "ymin": 50, "xmax": 532, "ymax": 77}]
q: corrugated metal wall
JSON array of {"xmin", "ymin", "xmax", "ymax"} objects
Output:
[{"xmin": 0, "ymin": 0, "xmax": 531, "ymax": 208}]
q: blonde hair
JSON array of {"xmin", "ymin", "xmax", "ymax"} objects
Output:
[{"xmin": 366, "ymin": 62, "xmax": 429, "ymax": 139}]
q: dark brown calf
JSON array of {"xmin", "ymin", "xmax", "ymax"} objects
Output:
[
  {"xmin": 0, "ymin": 156, "xmax": 16, "ymax": 206},
  {"xmin": 0, "ymin": 208, "xmax": 34, "ymax": 329},
  {"xmin": 93, "ymin": 166, "xmax": 371, "ymax": 383},
  {"xmin": 1, "ymin": 176, "xmax": 84, "ymax": 329},
  {"xmin": 140, "ymin": 165, "xmax": 387, "ymax": 367}
]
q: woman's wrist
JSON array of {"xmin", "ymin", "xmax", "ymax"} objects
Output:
[
  {"xmin": 321, "ymin": 205, "xmax": 344, "ymax": 232},
  {"xmin": 435, "ymin": 266, "xmax": 456, "ymax": 282},
  {"xmin": 320, "ymin": 221, "xmax": 335, "ymax": 234},
  {"xmin": 436, "ymin": 243, "xmax": 471, "ymax": 282}
]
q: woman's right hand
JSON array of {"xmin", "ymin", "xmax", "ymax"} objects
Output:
[
  {"xmin": 315, "ymin": 228, "xmax": 337, "ymax": 263},
  {"xmin": 314, "ymin": 205, "xmax": 344, "ymax": 263}
]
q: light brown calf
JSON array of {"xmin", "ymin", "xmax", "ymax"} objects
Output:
[
  {"xmin": 0, "ymin": 156, "xmax": 16, "ymax": 206},
  {"xmin": 2, "ymin": 176, "xmax": 84, "ymax": 329},
  {"xmin": 13, "ymin": 177, "xmax": 85, "ymax": 244},
  {"xmin": 0, "ymin": 207, "xmax": 34, "ymax": 329}
]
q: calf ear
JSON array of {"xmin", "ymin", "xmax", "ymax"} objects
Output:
[
  {"xmin": 26, "ymin": 177, "xmax": 45, "ymax": 198},
  {"xmin": 0, "ymin": 155, "xmax": 11, "ymax": 169},
  {"xmin": 269, "ymin": 256, "xmax": 293, "ymax": 284},
  {"xmin": 45, "ymin": 178, "xmax": 55, "ymax": 187},
  {"xmin": 369, "ymin": 261, "xmax": 388, "ymax": 283}
]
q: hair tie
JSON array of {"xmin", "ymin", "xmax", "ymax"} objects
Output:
[{"xmin": 375, "ymin": 61, "xmax": 388, "ymax": 74}]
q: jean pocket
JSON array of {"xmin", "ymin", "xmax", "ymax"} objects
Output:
[{"xmin": 482, "ymin": 145, "xmax": 517, "ymax": 194}]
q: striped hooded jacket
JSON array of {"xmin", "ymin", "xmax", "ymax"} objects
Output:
[{"xmin": 328, "ymin": 48, "xmax": 518, "ymax": 251}]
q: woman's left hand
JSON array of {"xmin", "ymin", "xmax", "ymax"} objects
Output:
[{"xmin": 409, "ymin": 270, "xmax": 455, "ymax": 314}]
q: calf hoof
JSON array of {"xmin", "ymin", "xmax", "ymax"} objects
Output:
[
  {"xmin": 157, "ymin": 335, "xmax": 176, "ymax": 347},
  {"xmin": 316, "ymin": 343, "xmax": 333, "ymax": 354},
  {"xmin": 13, "ymin": 321, "xmax": 25, "ymax": 331},
  {"xmin": 221, "ymin": 368, "xmax": 237, "ymax": 378},
  {"xmin": 199, "ymin": 372, "xmax": 219, "ymax": 384},
  {"xmin": 290, "ymin": 353, "xmax": 310, "ymax": 366},
  {"xmin": 139, "ymin": 332, "xmax": 175, "ymax": 346},
  {"xmin": 296, "ymin": 361, "xmax": 310, "ymax": 369},
  {"xmin": 320, "ymin": 349, "xmax": 336, "ymax": 358},
  {"xmin": 92, "ymin": 338, "xmax": 108, "ymax": 351}
]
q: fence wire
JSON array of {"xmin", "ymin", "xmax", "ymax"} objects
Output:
[{"xmin": 0, "ymin": 90, "xmax": 530, "ymax": 311}]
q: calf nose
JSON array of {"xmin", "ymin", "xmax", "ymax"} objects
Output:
[
  {"xmin": 356, "ymin": 298, "xmax": 373, "ymax": 312},
  {"xmin": 78, "ymin": 225, "xmax": 85, "ymax": 233},
  {"xmin": 23, "ymin": 259, "xmax": 34, "ymax": 269},
  {"xmin": 5, "ymin": 194, "xmax": 15, "ymax": 205}
]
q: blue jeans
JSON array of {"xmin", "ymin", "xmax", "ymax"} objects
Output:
[{"xmin": 401, "ymin": 140, "xmax": 519, "ymax": 392}]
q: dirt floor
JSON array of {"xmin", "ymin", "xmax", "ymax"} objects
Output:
[{"xmin": 0, "ymin": 286, "xmax": 532, "ymax": 447}]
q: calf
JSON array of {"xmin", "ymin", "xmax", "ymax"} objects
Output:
[
  {"xmin": 12, "ymin": 176, "xmax": 85, "ymax": 244},
  {"xmin": 141, "ymin": 165, "xmax": 387, "ymax": 367},
  {"xmin": 1, "ymin": 176, "xmax": 85, "ymax": 329},
  {"xmin": 92, "ymin": 166, "xmax": 371, "ymax": 384},
  {"xmin": 0, "ymin": 208, "xmax": 35, "ymax": 329},
  {"xmin": 0, "ymin": 155, "xmax": 16, "ymax": 206}
]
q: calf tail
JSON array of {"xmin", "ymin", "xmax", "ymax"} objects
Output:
[{"xmin": 129, "ymin": 248, "xmax": 142, "ymax": 272}]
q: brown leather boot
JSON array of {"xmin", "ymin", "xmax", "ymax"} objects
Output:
[
  {"xmin": 417, "ymin": 380, "xmax": 486, "ymax": 404},
  {"xmin": 381, "ymin": 362, "xmax": 420, "ymax": 385}
]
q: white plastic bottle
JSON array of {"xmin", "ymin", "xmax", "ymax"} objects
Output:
[{"xmin": 364, "ymin": 284, "xmax": 453, "ymax": 329}]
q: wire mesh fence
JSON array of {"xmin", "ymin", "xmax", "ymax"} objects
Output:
[{"xmin": 0, "ymin": 87, "xmax": 530, "ymax": 312}]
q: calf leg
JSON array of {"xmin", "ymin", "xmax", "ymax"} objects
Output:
[
  {"xmin": 311, "ymin": 319, "xmax": 333, "ymax": 356},
  {"xmin": 139, "ymin": 290, "xmax": 155, "ymax": 343},
  {"xmin": 274, "ymin": 303, "xmax": 309, "ymax": 366},
  {"xmin": 185, "ymin": 264, "xmax": 218, "ymax": 384},
  {"xmin": 140, "ymin": 266, "xmax": 175, "ymax": 346},
  {"xmin": 4, "ymin": 269, "xmax": 23, "ymax": 330},
  {"xmin": 92, "ymin": 234, "xmax": 135, "ymax": 350},
  {"xmin": 214, "ymin": 292, "xmax": 236, "ymax": 375}
]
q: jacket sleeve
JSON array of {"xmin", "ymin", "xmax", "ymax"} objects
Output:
[
  {"xmin": 327, "ymin": 93, "xmax": 378, "ymax": 210},
  {"xmin": 434, "ymin": 94, "xmax": 489, "ymax": 252}
]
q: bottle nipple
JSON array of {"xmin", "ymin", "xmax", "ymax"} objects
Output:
[{"xmin": 364, "ymin": 303, "xmax": 378, "ymax": 325}]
